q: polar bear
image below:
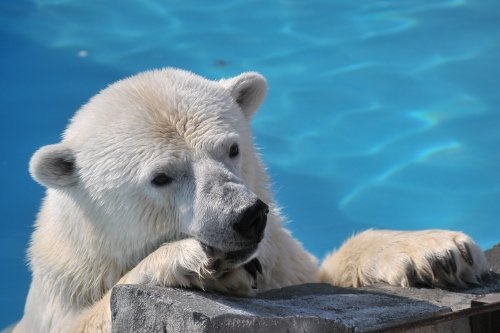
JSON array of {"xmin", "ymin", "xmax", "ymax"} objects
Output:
[{"xmin": 13, "ymin": 68, "xmax": 488, "ymax": 333}]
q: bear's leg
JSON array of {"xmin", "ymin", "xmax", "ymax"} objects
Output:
[
  {"xmin": 319, "ymin": 229, "xmax": 489, "ymax": 288},
  {"xmin": 119, "ymin": 238, "xmax": 259, "ymax": 296},
  {"xmin": 69, "ymin": 238, "xmax": 257, "ymax": 332}
]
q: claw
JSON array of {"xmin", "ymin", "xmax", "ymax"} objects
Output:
[
  {"xmin": 431, "ymin": 256, "xmax": 450, "ymax": 279},
  {"xmin": 244, "ymin": 258, "xmax": 262, "ymax": 280},
  {"xmin": 438, "ymin": 256, "xmax": 451, "ymax": 275},
  {"xmin": 211, "ymin": 259, "xmax": 222, "ymax": 272},
  {"xmin": 455, "ymin": 241, "xmax": 474, "ymax": 266},
  {"xmin": 254, "ymin": 258, "xmax": 263, "ymax": 274},
  {"xmin": 420, "ymin": 272, "xmax": 434, "ymax": 287},
  {"xmin": 447, "ymin": 250, "xmax": 457, "ymax": 273},
  {"xmin": 404, "ymin": 261, "xmax": 417, "ymax": 286}
]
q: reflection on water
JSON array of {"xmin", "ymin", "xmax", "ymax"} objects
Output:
[
  {"xmin": 1, "ymin": 0, "xmax": 499, "ymax": 327},
  {"xmin": 339, "ymin": 140, "xmax": 462, "ymax": 206}
]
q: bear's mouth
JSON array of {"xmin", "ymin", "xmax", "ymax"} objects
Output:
[
  {"xmin": 201, "ymin": 243, "xmax": 259, "ymax": 271},
  {"xmin": 225, "ymin": 244, "xmax": 258, "ymax": 263}
]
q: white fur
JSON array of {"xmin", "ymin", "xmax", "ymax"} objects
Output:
[
  {"xmin": 320, "ymin": 229, "xmax": 488, "ymax": 288},
  {"xmin": 14, "ymin": 68, "xmax": 489, "ymax": 333}
]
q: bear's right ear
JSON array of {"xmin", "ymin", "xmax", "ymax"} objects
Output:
[
  {"xmin": 220, "ymin": 72, "xmax": 268, "ymax": 119},
  {"xmin": 29, "ymin": 143, "xmax": 78, "ymax": 188}
]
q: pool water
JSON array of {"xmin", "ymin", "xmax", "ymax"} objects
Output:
[{"xmin": 1, "ymin": 0, "xmax": 499, "ymax": 327}]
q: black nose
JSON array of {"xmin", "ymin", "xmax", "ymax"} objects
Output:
[{"xmin": 233, "ymin": 199, "xmax": 268, "ymax": 242}]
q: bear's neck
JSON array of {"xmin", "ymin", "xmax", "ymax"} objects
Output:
[{"xmin": 29, "ymin": 190, "xmax": 150, "ymax": 309}]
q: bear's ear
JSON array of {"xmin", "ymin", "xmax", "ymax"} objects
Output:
[
  {"xmin": 220, "ymin": 72, "xmax": 267, "ymax": 119},
  {"xmin": 29, "ymin": 143, "xmax": 78, "ymax": 189}
]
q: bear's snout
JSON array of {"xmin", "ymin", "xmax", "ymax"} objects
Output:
[{"xmin": 233, "ymin": 199, "xmax": 268, "ymax": 243}]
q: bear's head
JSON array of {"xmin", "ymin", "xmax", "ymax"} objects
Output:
[{"xmin": 29, "ymin": 68, "xmax": 270, "ymax": 265}]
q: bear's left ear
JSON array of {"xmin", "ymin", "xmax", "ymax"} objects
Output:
[
  {"xmin": 220, "ymin": 72, "xmax": 267, "ymax": 119},
  {"xmin": 29, "ymin": 143, "xmax": 78, "ymax": 189}
]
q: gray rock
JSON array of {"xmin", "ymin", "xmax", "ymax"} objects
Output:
[
  {"xmin": 108, "ymin": 244, "xmax": 500, "ymax": 333},
  {"xmin": 111, "ymin": 276, "xmax": 500, "ymax": 333},
  {"xmin": 485, "ymin": 243, "xmax": 500, "ymax": 273},
  {"xmin": 111, "ymin": 284, "xmax": 446, "ymax": 333}
]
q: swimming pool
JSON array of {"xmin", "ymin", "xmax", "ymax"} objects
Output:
[{"xmin": 1, "ymin": 0, "xmax": 499, "ymax": 327}]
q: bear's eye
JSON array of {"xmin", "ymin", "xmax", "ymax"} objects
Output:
[
  {"xmin": 151, "ymin": 173, "xmax": 173, "ymax": 187},
  {"xmin": 229, "ymin": 143, "xmax": 239, "ymax": 158}
]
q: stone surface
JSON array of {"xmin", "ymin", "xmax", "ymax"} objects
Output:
[
  {"xmin": 362, "ymin": 272, "xmax": 500, "ymax": 312},
  {"xmin": 111, "ymin": 276, "xmax": 500, "ymax": 333},
  {"xmin": 485, "ymin": 243, "xmax": 500, "ymax": 274},
  {"xmin": 111, "ymin": 244, "xmax": 500, "ymax": 333},
  {"xmin": 111, "ymin": 284, "xmax": 441, "ymax": 333}
]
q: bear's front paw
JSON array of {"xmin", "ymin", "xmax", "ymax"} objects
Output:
[
  {"xmin": 320, "ymin": 230, "xmax": 490, "ymax": 288},
  {"xmin": 125, "ymin": 238, "xmax": 262, "ymax": 297},
  {"xmin": 405, "ymin": 231, "xmax": 490, "ymax": 288},
  {"xmin": 202, "ymin": 258, "xmax": 262, "ymax": 297},
  {"xmin": 123, "ymin": 238, "xmax": 212, "ymax": 288}
]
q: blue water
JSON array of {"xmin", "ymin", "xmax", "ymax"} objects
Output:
[{"xmin": 1, "ymin": 0, "xmax": 499, "ymax": 327}]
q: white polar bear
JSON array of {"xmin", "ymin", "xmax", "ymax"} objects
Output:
[{"xmin": 13, "ymin": 68, "xmax": 488, "ymax": 333}]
